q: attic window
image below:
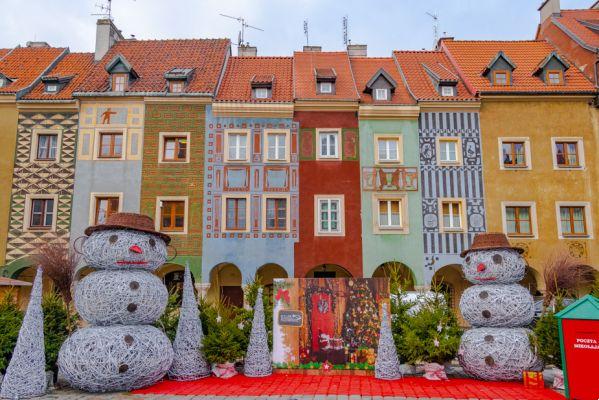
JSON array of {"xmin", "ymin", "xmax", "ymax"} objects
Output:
[
  {"xmin": 112, "ymin": 74, "xmax": 128, "ymax": 91},
  {"xmin": 315, "ymin": 68, "xmax": 336, "ymax": 95},
  {"xmin": 546, "ymin": 70, "xmax": 563, "ymax": 85},
  {"xmin": 164, "ymin": 68, "xmax": 194, "ymax": 94},
  {"xmin": 253, "ymin": 87, "xmax": 270, "ymax": 99},
  {"xmin": 45, "ymin": 84, "xmax": 58, "ymax": 93},
  {"xmin": 0, "ymin": 78, "xmax": 4, "ymax": 88},
  {"xmin": 319, "ymin": 82, "xmax": 333, "ymax": 94},
  {"xmin": 251, "ymin": 74, "xmax": 273, "ymax": 99},
  {"xmin": 169, "ymin": 81, "xmax": 184, "ymax": 93},
  {"xmin": 493, "ymin": 71, "xmax": 509, "ymax": 86},
  {"xmin": 440, "ymin": 86, "xmax": 455, "ymax": 97},
  {"xmin": 0, "ymin": 75, "xmax": 13, "ymax": 88},
  {"xmin": 374, "ymin": 88, "xmax": 388, "ymax": 101}
]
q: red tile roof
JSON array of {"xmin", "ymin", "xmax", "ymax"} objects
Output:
[
  {"xmin": 551, "ymin": 9, "xmax": 599, "ymax": 48},
  {"xmin": 0, "ymin": 46, "xmax": 66, "ymax": 95},
  {"xmin": 393, "ymin": 51, "xmax": 475, "ymax": 101},
  {"xmin": 0, "ymin": 48, "xmax": 11, "ymax": 60},
  {"xmin": 293, "ymin": 51, "xmax": 359, "ymax": 101},
  {"xmin": 349, "ymin": 57, "xmax": 415, "ymax": 104},
  {"xmin": 441, "ymin": 39, "xmax": 595, "ymax": 94},
  {"xmin": 22, "ymin": 52, "xmax": 94, "ymax": 100},
  {"xmin": 216, "ymin": 56, "xmax": 293, "ymax": 103},
  {"xmin": 76, "ymin": 39, "xmax": 230, "ymax": 95}
]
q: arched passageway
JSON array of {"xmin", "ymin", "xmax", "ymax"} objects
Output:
[
  {"xmin": 256, "ymin": 263, "xmax": 288, "ymax": 299},
  {"xmin": 372, "ymin": 261, "xmax": 415, "ymax": 290},
  {"xmin": 431, "ymin": 264, "xmax": 472, "ymax": 326},
  {"xmin": 208, "ymin": 263, "xmax": 243, "ymax": 307}
]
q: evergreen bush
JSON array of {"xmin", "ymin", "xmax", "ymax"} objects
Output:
[
  {"xmin": 531, "ymin": 299, "xmax": 565, "ymax": 369},
  {"xmin": 0, "ymin": 292, "xmax": 23, "ymax": 373},
  {"xmin": 154, "ymin": 289, "xmax": 181, "ymax": 341},
  {"xmin": 42, "ymin": 293, "xmax": 77, "ymax": 372}
]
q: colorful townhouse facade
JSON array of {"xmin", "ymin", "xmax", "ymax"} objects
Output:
[
  {"xmin": 394, "ymin": 50, "xmax": 485, "ymax": 310},
  {"xmin": 202, "ymin": 56, "xmax": 297, "ymax": 305},
  {"xmin": 292, "ymin": 50, "xmax": 363, "ymax": 279},
  {"xmin": 441, "ymin": 38, "xmax": 599, "ymax": 293},
  {"xmin": 349, "ymin": 56, "xmax": 423, "ymax": 286}
]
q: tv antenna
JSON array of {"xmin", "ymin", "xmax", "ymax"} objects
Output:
[
  {"xmin": 426, "ymin": 11, "xmax": 439, "ymax": 49},
  {"xmin": 342, "ymin": 15, "xmax": 351, "ymax": 46},
  {"xmin": 303, "ymin": 20, "xmax": 309, "ymax": 46},
  {"xmin": 219, "ymin": 14, "xmax": 264, "ymax": 46},
  {"xmin": 93, "ymin": 0, "xmax": 113, "ymax": 20}
]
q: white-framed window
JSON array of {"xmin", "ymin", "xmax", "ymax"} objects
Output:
[
  {"xmin": 264, "ymin": 129, "xmax": 290, "ymax": 162},
  {"xmin": 318, "ymin": 81, "xmax": 333, "ymax": 94},
  {"xmin": 374, "ymin": 88, "xmax": 389, "ymax": 101},
  {"xmin": 224, "ymin": 130, "xmax": 250, "ymax": 162},
  {"xmin": 89, "ymin": 192, "xmax": 123, "ymax": 225},
  {"xmin": 158, "ymin": 132, "xmax": 190, "ymax": 163},
  {"xmin": 315, "ymin": 195, "xmax": 344, "ymax": 236},
  {"xmin": 373, "ymin": 194, "xmax": 408, "ymax": 234},
  {"xmin": 24, "ymin": 194, "xmax": 58, "ymax": 232},
  {"xmin": 317, "ymin": 129, "xmax": 340, "ymax": 159},
  {"xmin": 222, "ymin": 194, "xmax": 251, "ymax": 233},
  {"xmin": 440, "ymin": 86, "xmax": 455, "ymax": 97},
  {"xmin": 551, "ymin": 137, "xmax": 585, "ymax": 170},
  {"xmin": 45, "ymin": 84, "xmax": 58, "ymax": 93},
  {"xmin": 31, "ymin": 129, "xmax": 62, "ymax": 162},
  {"xmin": 262, "ymin": 194, "xmax": 290, "ymax": 232},
  {"xmin": 501, "ymin": 201, "xmax": 538, "ymax": 239},
  {"xmin": 155, "ymin": 196, "xmax": 189, "ymax": 234},
  {"xmin": 253, "ymin": 87, "xmax": 270, "ymax": 99},
  {"xmin": 555, "ymin": 202, "xmax": 593, "ymax": 239},
  {"xmin": 437, "ymin": 137, "xmax": 462, "ymax": 165},
  {"xmin": 112, "ymin": 74, "xmax": 128, "ymax": 91},
  {"xmin": 169, "ymin": 81, "xmax": 184, "ymax": 93},
  {"xmin": 375, "ymin": 134, "xmax": 402, "ymax": 164},
  {"xmin": 439, "ymin": 198, "xmax": 465, "ymax": 232}
]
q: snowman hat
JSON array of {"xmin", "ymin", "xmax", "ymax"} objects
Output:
[
  {"xmin": 460, "ymin": 232, "xmax": 523, "ymax": 258},
  {"xmin": 84, "ymin": 212, "xmax": 171, "ymax": 244}
]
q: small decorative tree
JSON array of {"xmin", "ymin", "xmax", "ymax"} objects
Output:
[
  {"xmin": 243, "ymin": 287, "xmax": 272, "ymax": 377},
  {"xmin": 42, "ymin": 292, "xmax": 77, "ymax": 374},
  {"xmin": 0, "ymin": 268, "xmax": 47, "ymax": 399},
  {"xmin": 375, "ymin": 302, "xmax": 401, "ymax": 380},
  {"xmin": 0, "ymin": 291, "xmax": 24, "ymax": 373},
  {"xmin": 168, "ymin": 264, "xmax": 210, "ymax": 380}
]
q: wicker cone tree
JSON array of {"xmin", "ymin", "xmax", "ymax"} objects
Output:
[
  {"xmin": 244, "ymin": 287, "xmax": 272, "ymax": 377},
  {"xmin": 0, "ymin": 267, "xmax": 47, "ymax": 399},
  {"xmin": 375, "ymin": 302, "xmax": 402, "ymax": 380},
  {"xmin": 168, "ymin": 263, "xmax": 210, "ymax": 380}
]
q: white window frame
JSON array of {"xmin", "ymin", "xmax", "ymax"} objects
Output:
[
  {"xmin": 440, "ymin": 86, "xmax": 454, "ymax": 97},
  {"xmin": 551, "ymin": 137, "xmax": 585, "ymax": 170},
  {"xmin": 314, "ymin": 195, "xmax": 345, "ymax": 236},
  {"xmin": 261, "ymin": 194, "xmax": 291, "ymax": 233},
  {"xmin": 263, "ymin": 129, "xmax": 290, "ymax": 162},
  {"xmin": 23, "ymin": 194, "xmax": 58, "ymax": 232},
  {"xmin": 221, "ymin": 193, "xmax": 251, "ymax": 233},
  {"xmin": 112, "ymin": 74, "xmax": 127, "ymax": 92},
  {"xmin": 155, "ymin": 196, "xmax": 189, "ymax": 235},
  {"xmin": 555, "ymin": 201, "xmax": 593, "ymax": 239},
  {"xmin": 45, "ymin": 84, "xmax": 58, "ymax": 93},
  {"xmin": 501, "ymin": 201, "xmax": 538, "ymax": 239},
  {"xmin": 253, "ymin": 87, "xmax": 270, "ymax": 99},
  {"xmin": 373, "ymin": 193, "xmax": 409, "ymax": 234},
  {"xmin": 88, "ymin": 192, "xmax": 123, "ymax": 225},
  {"xmin": 439, "ymin": 198, "xmax": 466, "ymax": 232},
  {"xmin": 224, "ymin": 129, "xmax": 250, "ymax": 162},
  {"xmin": 316, "ymin": 129, "xmax": 341, "ymax": 160},
  {"xmin": 498, "ymin": 137, "xmax": 532, "ymax": 170},
  {"xmin": 374, "ymin": 134, "xmax": 402, "ymax": 164},
  {"xmin": 319, "ymin": 81, "xmax": 333, "ymax": 94},
  {"xmin": 158, "ymin": 132, "xmax": 191, "ymax": 163},
  {"xmin": 374, "ymin": 88, "xmax": 389, "ymax": 101},
  {"xmin": 436, "ymin": 137, "xmax": 463, "ymax": 166},
  {"xmin": 30, "ymin": 128, "xmax": 62, "ymax": 162},
  {"xmin": 169, "ymin": 81, "xmax": 184, "ymax": 93}
]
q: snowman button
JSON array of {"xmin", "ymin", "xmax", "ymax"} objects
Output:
[
  {"xmin": 484, "ymin": 335, "xmax": 494, "ymax": 342},
  {"xmin": 479, "ymin": 291, "xmax": 489, "ymax": 299},
  {"xmin": 482, "ymin": 310, "xmax": 491, "ymax": 318},
  {"xmin": 124, "ymin": 335, "xmax": 134, "ymax": 345},
  {"xmin": 118, "ymin": 364, "xmax": 129, "ymax": 373},
  {"xmin": 127, "ymin": 303, "xmax": 138, "ymax": 312},
  {"xmin": 484, "ymin": 356, "xmax": 495, "ymax": 366},
  {"xmin": 129, "ymin": 281, "xmax": 140, "ymax": 290}
]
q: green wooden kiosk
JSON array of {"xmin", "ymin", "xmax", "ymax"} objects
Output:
[{"xmin": 556, "ymin": 294, "xmax": 599, "ymax": 400}]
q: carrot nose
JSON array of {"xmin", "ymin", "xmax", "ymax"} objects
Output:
[
  {"xmin": 477, "ymin": 263, "xmax": 486, "ymax": 272},
  {"xmin": 129, "ymin": 245, "xmax": 143, "ymax": 254}
]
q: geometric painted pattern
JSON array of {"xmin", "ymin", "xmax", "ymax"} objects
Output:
[{"xmin": 5, "ymin": 111, "xmax": 78, "ymax": 262}]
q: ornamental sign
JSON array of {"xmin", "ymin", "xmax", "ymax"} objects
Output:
[
  {"xmin": 361, "ymin": 167, "xmax": 418, "ymax": 191},
  {"xmin": 278, "ymin": 310, "xmax": 303, "ymax": 327}
]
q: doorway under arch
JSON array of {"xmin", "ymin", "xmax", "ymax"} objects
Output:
[
  {"xmin": 256, "ymin": 263, "xmax": 288, "ymax": 299},
  {"xmin": 431, "ymin": 264, "xmax": 471, "ymax": 326},
  {"xmin": 305, "ymin": 264, "xmax": 352, "ymax": 278},
  {"xmin": 208, "ymin": 263, "xmax": 243, "ymax": 307},
  {"xmin": 156, "ymin": 263, "xmax": 186, "ymax": 295},
  {"xmin": 372, "ymin": 261, "xmax": 415, "ymax": 290},
  {"xmin": 521, "ymin": 266, "xmax": 541, "ymax": 296}
]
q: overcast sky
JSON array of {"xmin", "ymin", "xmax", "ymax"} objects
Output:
[{"xmin": 0, "ymin": 0, "xmax": 593, "ymax": 56}]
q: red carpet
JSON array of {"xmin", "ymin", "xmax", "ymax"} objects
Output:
[{"xmin": 133, "ymin": 374, "xmax": 564, "ymax": 399}]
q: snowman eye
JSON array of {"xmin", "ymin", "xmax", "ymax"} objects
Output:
[
  {"xmin": 465, "ymin": 256, "xmax": 471, "ymax": 263},
  {"xmin": 492, "ymin": 254, "xmax": 503, "ymax": 264},
  {"xmin": 109, "ymin": 235, "xmax": 118, "ymax": 244},
  {"xmin": 148, "ymin": 238, "xmax": 156, "ymax": 248}
]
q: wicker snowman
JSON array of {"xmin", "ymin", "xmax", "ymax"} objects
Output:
[
  {"xmin": 457, "ymin": 233, "xmax": 542, "ymax": 381},
  {"xmin": 58, "ymin": 213, "xmax": 174, "ymax": 392}
]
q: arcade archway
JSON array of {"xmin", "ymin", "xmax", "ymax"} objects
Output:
[
  {"xmin": 305, "ymin": 264, "xmax": 352, "ymax": 278},
  {"xmin": 372, "ymin": 261, "xmax": 415, "ymax": 290},
  {"xmin": 208, "ymin": 263, "xmax": 243, "ymax": 307},
  {"xmin": 431, "ymin": 264, "xmax": 472, "ymax": 326},
  {"xmin": 256, "ymin": 263, "xmax": 288, "ymax": 299}
]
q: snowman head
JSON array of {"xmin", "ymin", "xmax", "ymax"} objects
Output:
[
  {"xmin": 461, "ymin": 233, "xmax": 525, "ymax": 284},
  {"xmin": 82, "ymin": 213, "xmax": 171, "ymax": 271}
]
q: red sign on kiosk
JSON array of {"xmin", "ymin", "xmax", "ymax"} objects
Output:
[{"xmin": 557, "ymin": 295, "xmax": 599, "ymax": 400}]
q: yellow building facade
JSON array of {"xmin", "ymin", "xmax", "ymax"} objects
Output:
[{"xmin": 0, "ymin": 101, "xmax": 18, "ymax": 263}]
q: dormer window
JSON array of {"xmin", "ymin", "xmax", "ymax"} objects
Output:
[
  {"xmin": 493, "ymin": 70, "xmax": 509, "ymax": 86},
  {"xmin": 440, "ymin": 86, "xmax": 455, "ymax": 97},
  {"xmin": 251, "ymin": 74, "xmax": 274, "ymax": 100},
  {"xmin": 40, "ymin": 75, "xmax": 72, "ymax": 94},
  {"xmin": 170, "ymin": 81, "xmax": 184, "ymax": 93},
  {"xmin": 319, "ymin": 82, "xmax": 332, "ymax": 93},
  {"xmin": 45, "ymin": 84, "xmax": 58, "ymax": 93},
  {"xmin": 534, "ymin": 52, "xmax": 569, "ymax": 86},
  {"xmin": 0, "ymin": 74, "xmax": 13, "ymax": 88},
  {"xmin": 112, "ymin": 74, "xmax": 128, "ymax": 91},
  {"xmin": 164, "ymin": 68, "xmax": 193, "ymax": 94},
  {"xmin": 374, "ymin": 88, "xmax": 388, "ymax": 100},
  {"xmin": 546, "ymin": 70, "xmax": 563, "ymax": 85},
  {"xmin": 0, "ymin": 78, "xmax": 4, "ymax": 88},
  {"xmin": 315, "ymin": 68, "xmax": 336, "ymax": 95},
  {"xmin": 482, "ymin": 51, "xmax": 516, "ymax": 87},
  {"xmin": 364, "ymin": 68, "xmax": 397, "ymax": 102},
  {"xmin": 105, "ymin": 54, "xmax": 138, "ymax": 93},
  {"xmin": 254, "ymin": 87, "xmax": 270, "ymax": 99}
]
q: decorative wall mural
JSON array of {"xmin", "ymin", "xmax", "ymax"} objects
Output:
[{"xmin": 361, "ymin": 167, "xmax": 419, "ymax": 191}]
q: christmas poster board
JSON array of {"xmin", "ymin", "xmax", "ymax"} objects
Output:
[{"xmin": 272, "ymin": 278, "xmax": 389, "ymax": 371}]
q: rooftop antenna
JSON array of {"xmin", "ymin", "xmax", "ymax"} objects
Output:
[
  {"xmin": 426, "ymin": 11, "xmax": 439, "ymax": 49},
  {"xmin": 92, "ymin": 0, "xmax": 113, "ymax": 20},
  {"xmin": 219, "ymin": 14, "xmax": 264, "ymax": 46},
  {"xmin": 342, "ymin": 15, "xmax": 351, "ymax": 46},
  {"xmin": 303, "ymin": 19, "xmax": 309, "ymax": 46}
]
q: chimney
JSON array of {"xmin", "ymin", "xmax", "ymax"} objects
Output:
[
  {"xmin": 237, "ymin": 44, "xmax": 257, "ymax": 57},
  {"xmin": 303, "ymin": 45, "xmax": 322, "ymax": 52},
  {"xmin": 95, "ymin": 18, "xmax": 123, "ymax": 61},
  {"xmin": 539, "ymin": 0, "xmax": 560, "ymax": 23},
  {"xmin": 26, "ymin": 41, "xmax": 50, "ymax": 48},
  {"xmin": 347, "ymin": 44, "xmax": 367, "ymax": 57}
]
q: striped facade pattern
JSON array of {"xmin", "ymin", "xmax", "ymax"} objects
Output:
[
  {"xmin": 419, "ymin": 111, "xmax": 486, "ymax": 282},
  {"xmin": 5, "ymin": 111, "xmax": 78, "ymax": 262}
]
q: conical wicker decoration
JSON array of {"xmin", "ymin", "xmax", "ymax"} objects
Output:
[
  {"xmin": 375, "ymin": 302, "xmax": 402, "ymax": 380},
  {"xmin": 168, "ymin": 263, "xmax": 210, "ymax": 380},
  {"xmin": 0, "ymin": 267, "xmax": 47, "ymax": 399},
  {"xmin": 244, "ymin": 287, "xmax": 272, "ymax": 377}
]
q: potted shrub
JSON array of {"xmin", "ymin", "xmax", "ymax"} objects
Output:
[{"xmin": 203, "ymin": 321, "xmax": 244, "ymax": 378}]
